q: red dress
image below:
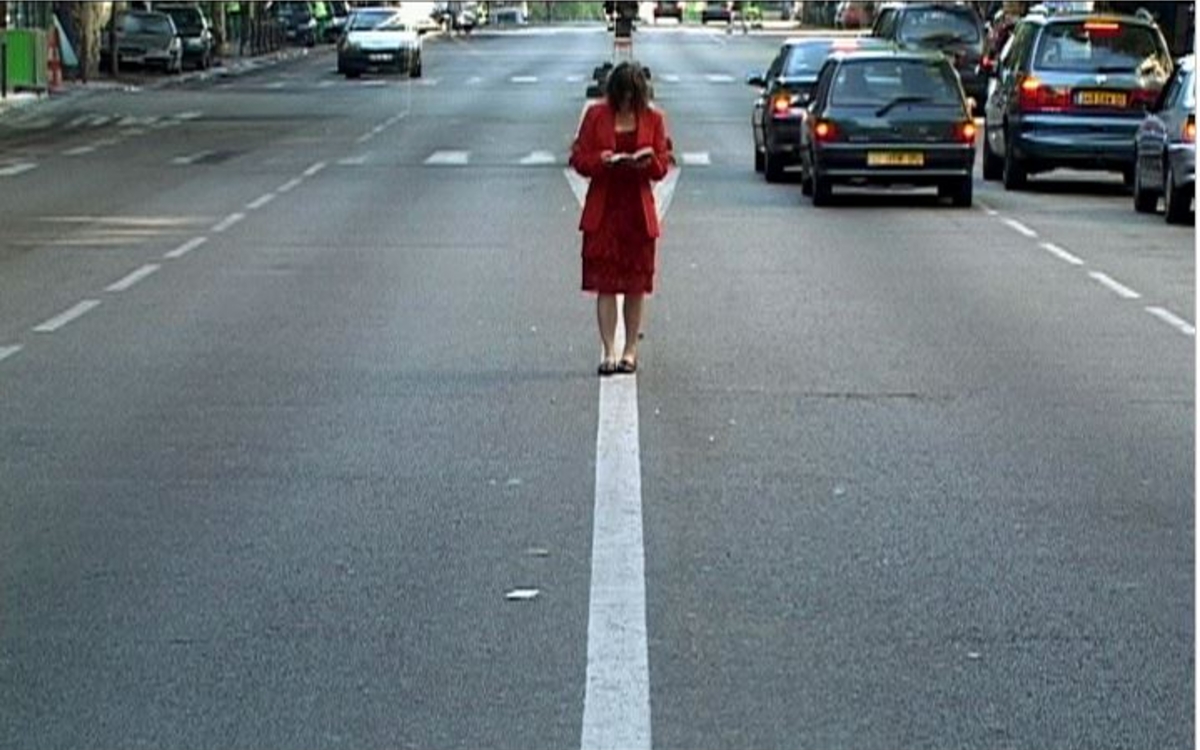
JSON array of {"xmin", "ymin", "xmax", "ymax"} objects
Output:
[{"xmin": 581, "ymin": 131, "xmax": 657, "ymax": 295}]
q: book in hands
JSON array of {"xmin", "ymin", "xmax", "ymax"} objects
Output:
[{"xmin": 606, "ymin": 146, "xmax": 655, "ymax": 165}]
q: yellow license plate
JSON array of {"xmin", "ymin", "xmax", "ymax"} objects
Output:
[
  {"xmin": 1076, "ymin": 90, "xmax": 1128, "ymax": 107},
  {"xmin": 867, "ymin": 151, "xmax": 924, "ymax": 167}
]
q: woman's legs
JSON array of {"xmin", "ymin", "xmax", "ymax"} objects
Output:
[
  {"xmin": 622, "ymin": 293, "xmax": 643, "ymax": 363},
  {"xmin": 597, "ymin": 294, "xmax": 618, "ymax": 365}
]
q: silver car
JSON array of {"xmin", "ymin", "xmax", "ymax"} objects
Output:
[
  {"xmin": 1134, "ymin": 54, "xmax": 1195, "ymax": 224},
  {"xmin": 99, "ymin": 10, "xmax": 184, "ymax": 74}
]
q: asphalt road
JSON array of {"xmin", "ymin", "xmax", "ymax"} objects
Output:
[{"xmin": 0, "ymin": 24, "xmax": 1193, "ymax": 750}]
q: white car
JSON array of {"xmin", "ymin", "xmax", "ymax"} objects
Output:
[{"xmin": 337, "ymin": 8, "xmax": 423, "ymax": 79}]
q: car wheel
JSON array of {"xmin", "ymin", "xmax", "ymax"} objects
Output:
[
  {"xmin": 754, "ymin": 148, "xmax": 764, "ymax": 173},
  {"xmin": 410, "ymin": 55, "xmax": 422, "ymax": 78},
  {"xmin": 981, "ymin": 126, "xmax": 1002, "ymax": 181},
  {"xmin": 944, "ymin": 176, "xmax": 973, "ymax": 207},
  {"xmin": 1132, "ymin": 157, "xmax": 1158, "ymax": 214},
  {"xmin": 764, "ymin": 150, "xmax": 784, "ymax": 183},
  {"xmin": 1164, "ymin": 163, "xmax": 1192, "ymax": 225},
  {"xmin": 810, "ymin": 166, "xmax": 832, "ymax": 206},
  {"xmin": 346, "ymin": 70, "xmax": 361, "ymax": 79},
  {"xmin": 1002, "ymin": 131, "xmax": 1027, "ymax": 191}
]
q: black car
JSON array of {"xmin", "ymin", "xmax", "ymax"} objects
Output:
[
  {"xmin": 271, "ymin": 1, "xmax": 318, "ymax": 47},
  {"xmin": 157, "ymin": 3, "xmax": 214, "ymax": 70},
  {"xmin": 1133, "ymin": 54, "xmax": 1195, "ymax": 223},
  {"xmin": 653, "ymin": 1, "xmax": 684, "ymax": 22},
  {"xmin": 982, "ymin": 11, "xmax": 1173, "ymax": 189},
  {"xmin": 701, "ymin": 1, "xmax": 732, "ymax": 24},
  {"xmin": 871, "ymin": 1, "xmax": 987, "ymax": 106},
  {"xmin": 747, "ymin": 36, "xmax": 893, "ymax": 182},
  {"xmin": 799, "ymin": 50, "xmax": 978, "ymax": 206}
]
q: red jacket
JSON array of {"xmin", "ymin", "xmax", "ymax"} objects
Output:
[{"xmin": 569, "ymin": 102, "xmax": 671, "ymax": 238}]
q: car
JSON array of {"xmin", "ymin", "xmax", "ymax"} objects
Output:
[
  {"xmin": 747, "ymin": 36, "xmax": 894, "ymax": 182},
  {"xmin": 701, "ymin": 1, "xmax": 732, "ymax": 24},
  {"xmin": 271, "ymin": 1, "xmax": 319, "ymax": 47},
  {"xmin": 1133, "ymin": 54, "xmax": 1195, "ymax": 223},
  {"xmin": 320, "ymin": 0, "xmax": 353, "ymax": 43},
  {"xmin": 156, "ymin": 3, "xmax": 215, "ymax": 70},
  {"xmin": 834, "ymin": 1, "xmax": 872, "ymax": 29},
  {"xmin": 799, "ymin": 50, "xmax": 978, "ymax": 206},
  {"xmin": 653, "ymin": 2, "xmax": 684, "ymax": 22},
  {"xmin": 981, "ymin": 11, "xmax": 1174, "ymax": 189},
  {"xmin": 337, "ymin": 7, "xmax": 423, "ymax": 79},
  {"xmin": 99, "ymin": 10, "xmax": 183, "ymax": 74},
  {"xmin": 870, "ymin": 1, "xmax": 987, "ymax": 106}
]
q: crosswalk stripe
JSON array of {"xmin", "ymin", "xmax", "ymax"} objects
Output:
[
  {"xmin": 0, "ymin": 163, "xmax": 37, "ymax": 177},
  {"xmin": 705, "ymin": 73, "xmax": 735, "ymax": 83},
  {"xmin": 425, "ymin": 150, "xmax": 470, "ymax": 165},
  {"xmin": 519, "ymin": 150, "xmax": 557, "ymax": 165},
  {"xmin": 680, "ymin": 152, "xmax": 711, "ymax": 166},
  {"xmin": 511, "ymin": 75, "xmax": 538, "ymax": 83}
]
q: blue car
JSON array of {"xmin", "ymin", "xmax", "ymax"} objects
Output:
[{"xmin": 1133, "ymin": 54, "xmax": 1195, "ymax": 223}]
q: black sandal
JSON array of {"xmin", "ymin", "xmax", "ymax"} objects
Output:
[
  {"xmin": 598, "ymin": 360, "xmax": 618, "ymax": 376},
  {"xmin": 616, "ymin": 359, "xmax": 637, "ymax": 374}
]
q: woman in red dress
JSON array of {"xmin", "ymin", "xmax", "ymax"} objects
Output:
[{"xmin": 569, "ymin": 62, "xmax": 672, "ymax": 376}]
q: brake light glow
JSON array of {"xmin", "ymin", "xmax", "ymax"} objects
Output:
[
  {"xmin": 1083, "ymin": 20, "xmax": 1121, "ymax": 34},
  {"xmin": 1185, "ymin": 117, "xmax": 1196, "ymax": 143},
  {"xmin": 772, "ymin": 94, "xmax": 793, "ymax": 115},
  {"xmin": 1018, "ymin": 76, "xmax": 1070, "ymax": 112},
  {"xmin": 813, "ymin": 120, "xmax": 837, "ymax": 142},
  {"xmin": 959, "ymin": 121, "xmax": 977, "ymax": 143},
  {"xmin": 1129, "ymin": 88, "xmax": 1159, "ymax": 109}
]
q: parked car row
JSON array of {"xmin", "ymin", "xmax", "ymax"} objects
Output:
[
  {"xmin": 745, "ymin": 5, "xmax": 1194, "ymax": 223},
  {"xmin": 99, "ymin": 3, "xmax": 215, "ymax": 74}
]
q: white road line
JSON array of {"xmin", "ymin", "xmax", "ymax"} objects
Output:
[
  {"xmin": 680, "ymin": 152, "xmax": 710, "ymax": 166},
  {"xmin": 1145, "ymin": 307, "xmax": 1197, "ymax": 336},
  {"xmin": 165, "ymin": 236, "xmax": 207, "ymax": 259},
  {"xmin": 511, "ymin": 75, "xmax": 538, "ymax": 83},
  {"xmin": 338, "ymin": 155, "xmax": 370, "ymax": 166},
  {"xmin": 1002, "ymin": 218, "xmax": 1037, "ymax": 238},
  {"xmin": 583, "ymin": 337, "xmax": 651, "ymax": 750},
  {"xmin": 425, "ymin": 150, "xmax": 470, "ymax": 166},
  {"xmin": 247, "ymin": 193, "xmax": 276, "ymax": 210},
  {"xmin": 63, "ymin": 145, "xmax": 96, "ymax": 156},
  {"xmin": 0, "ymin": 163, "xmax": 36, "ymax": 177},
  {"xmin": 357, "ymin": 132, "xmax": 376, "ymax": 144},
  {"xmin": 175, "ymin": 111, "xmax": 203, "ymax": 120},
  {"xmin": 105, "ymin": 263, "xmax": 160, "ymax": 292},
  {"xmin": 33, "ymin": 300, "xmax": 101, "ymax": 333},
  {"xmin": 661, "ymin": 74, "xmax": 681, "ymax": 83},
  {"xmin": 705, "ymin": 73, "xmax": 735, "ymax": 83},
  {"xmin": 1039, "ymin": 241, "xmax": 1084, "ymax": 265},
  {"xmin": 212, "ymin": 212, "xmax": 245, "ymax": 233},
  {"xmin": 520, "ymin": 150, "xmax": 557, "ymax": 165},
  {"xmin": 467, "ymin": 76, "xmax": 484, "ymax": 85},
  {"xmin": 303, "ymin": 161, "xmax": 327, "ymax": 177},
  {"xmin": 171, "ymin": 150, "xmax": 216, "ymax": 165},
  {"xmin": 566, "ymin": 74, "xmax": 585, "ymax": 83},
  {"xmin": 1088, "ymin": 271, "xmax": 1141, "ymax": 299},
  {"xmin": 278, "ymin": 177, "xmax": 304, "ymax": 193},
  {"xmin": 0, "ymin": 345, "xmax": 22, "ymax": 363}
]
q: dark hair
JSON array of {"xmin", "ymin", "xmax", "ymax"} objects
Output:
[{"xmin": 605, "ymin": 61, "xmax": 651, "ymax": 113}]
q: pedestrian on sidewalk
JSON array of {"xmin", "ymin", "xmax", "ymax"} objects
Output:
[{"xmin": 569, "ymin": 61, "xmax": 673, "ymax": 377}]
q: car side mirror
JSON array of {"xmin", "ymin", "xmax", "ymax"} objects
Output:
[{"xmin": 746, "ymin": 71, "xmax": 766, "ymax": 88}]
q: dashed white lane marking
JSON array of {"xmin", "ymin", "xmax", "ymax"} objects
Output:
[
  {"xmin": 247, "ymin": 193, "xmax": 276, "ymax": 210},
  {"xmin": 105, "ymin": 264, "xmax": 160, "ymax": 292},
  {"xmin": 467, "ymin": 76, "xmax": 484, "ymax": 85},
  {"xmin": 171, "ymin": 150, "xmax": 216, "ymax": 165},
  {"xmin": 680, "ymin": 152, "xmax": 710, "ymax": 166},
  {"xmin": 164, "ymin": 236, "xmax": 207, "ymax": 259},
  {"xmin": 63, "ymin": 145, "xmax": 96, "ymax": 156},
  {"xmin": 661, "ymin": 74, "xmax": 681, "ymax": 83},
  {"xmin": 520, "ymin": 150, "xmax": 557, "ymax": 165},
  {"xmin": 705, "ymin": 73, "xmax": 735, "ymax": 83},
  {"xmin": 511, "ymin": 75, "xmax": 538, "ymax": 83},
  {"xmin": 1039, "ymin": 241, "xmax": 1084, "ymax": 266},
  {"xmin": 175, "ymin": 111, "xmax": 203, "ymax": 120},
  {"xmin": 278, "ymin": 177, "xmax": 304, "ymax": 193},
  {"xmin": 338, "ymin": 155, "xmax": 370, "ymax": 166},
  {"xmin": 583, "ymin": 332, "xmax": 651, "ymax": 750},
  {"xmin": 212, "ymin": 212, "xmax": 245, "ymax": 233},
  {"xmin": 33, "ymin": 300, "xmax": 101, "ymax": 333},
  {"xmin": 0, "ymin": 163, "xmax": 36, "ymax": 176},
  {"xmin": 1088, "ymin": 271, "xmax": 1141, "ymax": 299},
  {"xmin": 1002, "ymin": 218, "xmax": 1037, "ymax": 238},
  {"xmin": 566, "ymin": 74, "xmax": 585, "ymax": 83},
  {"xmin": 425, "ymin": 150, "xmax": 470, "ymax": 165},
  {"xmin": 1145, "ymin": 307, "xmax": 1197, "ymax": 336},
  {"xmin": 0, "ymin": 345, "xmax": 22, "ymax": 363},
  {"xmin": 303, "ymin": 161, "xmax": 327, "ymax": 177},
  {"xmin": 357, "ymin": 132, "xmax": 376, "ymax": 144}
]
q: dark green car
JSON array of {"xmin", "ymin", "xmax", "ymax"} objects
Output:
[{"xmin": 799, "ymin": 50, "xmax": 978, "ymax": 207}]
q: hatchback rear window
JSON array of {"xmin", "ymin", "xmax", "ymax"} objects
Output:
[
  {"xmin": 831, "ymin": 59, "xmax": 963, "ymax": 106},
  {"xmin": 898, "ymin": 8, "xmax": 981, "ymax": 45},
  {"xmin": 1034, "ymin": 21, "xmax": 1170, "ymax": 73}
]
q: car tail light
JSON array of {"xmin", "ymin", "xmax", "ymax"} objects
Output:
[
  {"xmin": 1185, "ymin": 116, "xmax": 1196, "ymax": 143},
  {"xmin": 1129, "ymin": 88, "xmax": 1159, "ymax": 110},
  {"xmin": 1083, "ymin": 20, "xmax": 1121, "ymax": 35},
  {"xmin": 958, "ymin": 121, "xmax": 977, "ymax": 143},
  {"xmin": 1018, "ymin": 76, "xmax": 1070, "ymax": 112},
  {"xmin": 813, "ymin": 119, "xmax": 838, "ymax": 142}
]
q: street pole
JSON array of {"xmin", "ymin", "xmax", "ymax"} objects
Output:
[{"xmin": 108, "ymin": 1, "xmax": 120, "ymax": 77}]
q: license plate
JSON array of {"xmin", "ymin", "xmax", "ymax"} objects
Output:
[
  {"xmin": 867, "ymin": 151, "xmax": 924, "ymax": 167},
  {"xmin": 369, "ymin": 53, "xmax": 394, "ymax": 62},
  {"xmin": 1076, "ymin": 90, "xmax": 1128, "ymax": 107}
]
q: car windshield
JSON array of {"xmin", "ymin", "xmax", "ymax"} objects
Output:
[
  {"xmin": 1183, "ymin": 67, "xmax": 1196, "ymax": 109},
  {"xmin": 163, "ymin": 10, "xmax": 203, "ymax": 33},
  {"xmin": 830, "ymin": 59, "xmax": 963, "ymax": 107},
  {"xmin": 1034, "ymin": 21, "xmax": 1170, "ymax": 73},
  {"xmin": 784, "ymin": 42, "xmax": 862, "ymax": 76},
  {"xmin": 898, "ymin": 8, "xmax": 981, "ymax": 44},
  {"xmin": 124, "ymin": 14, "xmax": 174, "ymax": 35},
  {"xmin": 348, "ymin": 10, "xmax": 397, "ymax": 30}
]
